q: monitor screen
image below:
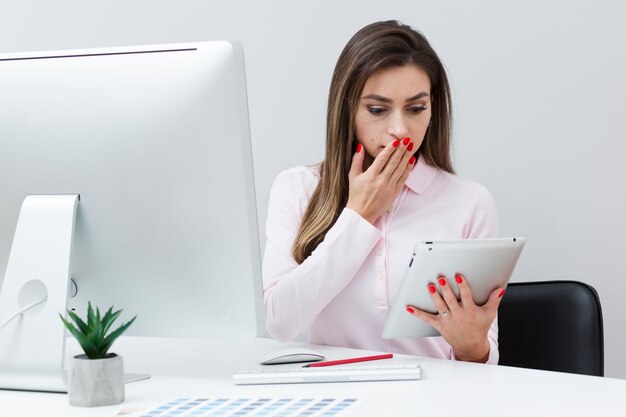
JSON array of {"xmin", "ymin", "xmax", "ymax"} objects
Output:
[{"xmin": 0, "ymin": 41, "xmax": 264, "ymax": 340}]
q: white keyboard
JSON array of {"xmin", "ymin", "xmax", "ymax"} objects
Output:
[{"xmin": 233, "ymin": 364, "xmax": 421, "ymax": 385}]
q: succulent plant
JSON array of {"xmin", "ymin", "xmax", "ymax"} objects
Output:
[{"xmin": 59, "ymin": 302, "xmax": 137, "ymax": 359}]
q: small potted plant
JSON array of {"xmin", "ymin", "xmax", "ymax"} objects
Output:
[{"xmin": 60, "ymin": 302, "xmax": 136, "ymax": 407}]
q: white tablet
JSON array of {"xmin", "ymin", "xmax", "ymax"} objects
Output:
[{"xmin": 382, "ymin": 238, "xmax": 525, "ymax": 339}]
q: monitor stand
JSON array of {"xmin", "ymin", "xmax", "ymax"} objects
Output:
[
  {"xmin": 0, "ymin": 195, "xmax": 79, "ymax": 392},
  {"xmin": 0, "ymin": 195, "xmax": 152, "ymax": 392},
  {"xmin": 0, "ymin": 195, "xmax": 153, "ymax": 393}
]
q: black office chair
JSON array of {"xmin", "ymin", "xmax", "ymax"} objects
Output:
[{"xmin": 498, "ymin": 280, "xmax": 604, "ymax": 376}]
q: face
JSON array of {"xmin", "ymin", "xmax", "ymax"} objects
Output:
[{"xmin": 354, "ymin": 65, "xmax": 432, "ymax": 167}]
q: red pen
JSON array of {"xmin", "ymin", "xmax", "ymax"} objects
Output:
[{"xmin": 302, "ymin": 353, "xmax": 393, "ymax": 368}]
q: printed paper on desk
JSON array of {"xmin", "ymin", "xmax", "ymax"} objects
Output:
[{"xmin": 115, "ymin": 397, "xmax": 367, "ymax": 417}]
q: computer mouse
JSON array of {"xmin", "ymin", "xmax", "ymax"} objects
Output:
[{"xmin": 258, "ymin": 347, "xmax": 325, "ymax": 365}]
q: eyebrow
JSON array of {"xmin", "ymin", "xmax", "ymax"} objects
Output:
[{"xmin": 361, "ymin": 92, "xmax": 429, "ymax": 103}]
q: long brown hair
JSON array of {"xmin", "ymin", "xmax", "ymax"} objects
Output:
[{"xmin": 293, "ymin": 20, "xmax": 454, "ymax": 264}]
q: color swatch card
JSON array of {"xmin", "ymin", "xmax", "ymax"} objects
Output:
[{"xmin": 118, "ymin": 397, "xmax": 366, "ymax": 417}]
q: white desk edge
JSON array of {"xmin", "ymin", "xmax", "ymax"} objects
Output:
[{"xmin": 0, "ymin": 336, "xmax": 624, "ymax": 417}]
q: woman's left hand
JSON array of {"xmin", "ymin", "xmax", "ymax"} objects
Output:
[{"xmin": 406, "ymin": 274, "xmax": 505, "ymax": 362}]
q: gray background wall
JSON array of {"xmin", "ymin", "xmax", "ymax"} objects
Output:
[{"xmin": 2, "ymin": 0, "xmax": 625, "ymax": 378}]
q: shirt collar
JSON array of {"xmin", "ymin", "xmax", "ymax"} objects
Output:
[{"xmin": 405, "ymin": 154, "xmax": 438, "ymax": 194}]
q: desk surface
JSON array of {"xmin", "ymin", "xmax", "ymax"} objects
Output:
[{"xmin": 1, "ymin": 336, "xmax": 625, "ymax": 417}]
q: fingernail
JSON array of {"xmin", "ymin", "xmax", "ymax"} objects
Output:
[
  {"xmin": 438, "ymin": 278, "xmax": 446, "ymax": 286},
  {"xmin": 403, "ymin": 137, "xmax": 410, "ymax": 145},
  {"xmin": 499, "ymin": 289, "xmax": 506, "ymax": 298},
  {"xmin": 408, "ymin": 142, "xmax": 414, "ymax": 152},
  {"xmin": 356, "ymin": 144, "xmax": 362, "ymax": 153},
  {"xmin": 409, "ymin": 156, "xmax": 415, "ymax": 164},
  {"xmin": 406, "ymin": 307, "xmax": 415, "ymax": 314},
  {"xmin": 428, "ymin": 284, "xmax": 436, "ymax": 294},
  {"xmin": 455, "ymin": 274, "xmax": 463, "ymax": 284},
  {"xmin": 393, "ymin": 139, "xmax": 400, "ymax": 147}
]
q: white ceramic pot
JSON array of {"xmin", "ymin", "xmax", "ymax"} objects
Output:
[{"xmin": 68, "ymin": 353, "xmax": 124, "ymax": 407}]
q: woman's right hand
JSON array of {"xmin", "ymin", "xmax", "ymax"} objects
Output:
[{"xmin": 346, "ymin": 138, "xmax": 415, "ymax": 224}]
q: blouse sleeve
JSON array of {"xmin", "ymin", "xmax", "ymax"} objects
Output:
[
  {"xmin": 466, "ymin": 183, "xmax": 500, "ymax": 364},
  {"xmin": 262, "ymin": 168, "xmax": 381, "ymax": 342},
  {"xmin": 466, "ymin": 183, "xmax": 499, "ymax": 239}
]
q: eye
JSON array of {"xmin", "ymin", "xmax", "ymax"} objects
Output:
[
  {"xmin": 407, "ymin": 106, "xmax": 428, "ymax": 114},
  {"xmin": 367, "ymin": 106, "xmax": 387, "ymax": 115}
]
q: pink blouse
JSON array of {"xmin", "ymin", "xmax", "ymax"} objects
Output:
[{"xmin": 262, "ymin": 155, "xmax": 500, "ymax": 364}]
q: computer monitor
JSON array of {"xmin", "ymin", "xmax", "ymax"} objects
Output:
[{"xmin": 0, "ymin": 42, "xmax": 264, "ymax": 352}]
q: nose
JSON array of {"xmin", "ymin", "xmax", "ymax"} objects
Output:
[{"xmin": 386, "ymin": 111, "xmax": 409, "ymax": 140}]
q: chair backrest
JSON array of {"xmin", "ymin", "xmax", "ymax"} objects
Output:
[{"xmin": 498, "ymin": 280, "xmax": 604, "ymax": 376}]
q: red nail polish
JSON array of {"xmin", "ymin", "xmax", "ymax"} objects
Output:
[
  {"xmin": 438, "ymin": 278, "xmax": 446, "ymax": 286},
  {"xmin": 406, "ymin": 307, "xmax": 415, "ymax": 314},
  {"xmin": 455, "ymin": 274, "xmax": 463, "ymax": 284},
  {"xmin": 393, "ymin": 139, "xmax": 400, "ymax": 147},
  {"xmin": 356, "ymin": 144, "xmax": 362, "ymax": 153},
  {"xmin": 403, "ymin": 137, "xmax": 410, "ymax": 145},
  {"xmin": 428, "ymin": 284, "xmax": 436, "ymax": 294},
  {"xmin": 409, "ymin": 156, "xmax": 415, "ymax": 164},
  {"xmin": 408, "ymin": 142, "xmax": 414, "ymax": 152},
  {"xmin": 499, "ymin": 289, "xmax": 506, "ymax": 298}
]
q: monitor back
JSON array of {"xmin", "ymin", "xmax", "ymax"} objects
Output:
[{"xmin": 0, "ymin": 41, "xmax": 264, "ymax": 339}]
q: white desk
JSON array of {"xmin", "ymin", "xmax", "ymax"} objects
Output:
[{"xmin": 1, "ymin": 336, "xmax": 625, "ymax": 417}]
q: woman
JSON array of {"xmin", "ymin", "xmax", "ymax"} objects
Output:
[{"xmin": 262, "ymin": 20, "xmax": 504, "ymax": 363}]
